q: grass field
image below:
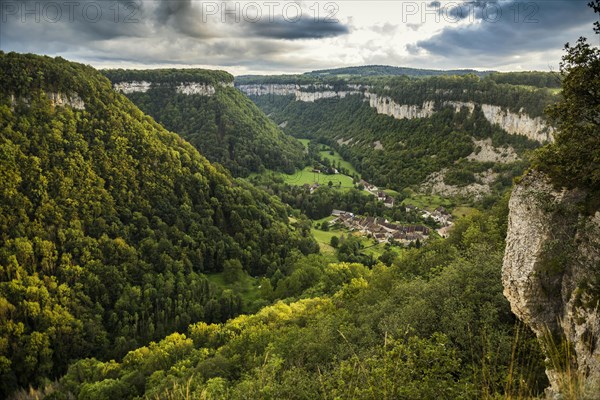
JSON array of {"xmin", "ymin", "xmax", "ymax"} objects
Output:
[
  {"xmin": 452, "ymin": 206, "xmax": 480, "ymax": 219},
  {"xmin": 281, "ymin": 166, "xmax": 356, "ymax": 188},
  {"xmin": 206, "ymin": 272, "xmax": 262, "ymax": 309},
  {"xmin": 401, "ymin": 193, "xmax": 454, "ymax": 211},
  {"xmin": 311, "ymin": 226, "xmax": 401, "ymax": 259},
  {"xmin": 298, "ymin": 138, "xmax": 311, "ymax": 149},
  {"xmin": 311, "ymin": 228, "xmax": 339, "ymax": 254},
  {"xmin": 383, "ymin": 188, "xmax": 401, "ymax": 197},
  {"xmin": 318, "ymin": 146, "xmax": 360, "ymax": 178},
  {"xmin": 253, "ymin": 139, "xmax": 360, "ymax": 189}
]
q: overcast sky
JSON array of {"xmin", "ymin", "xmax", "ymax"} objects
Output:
[{"xmin": 1, "ymin": 0, "xmax": 597, "ymax": 75}]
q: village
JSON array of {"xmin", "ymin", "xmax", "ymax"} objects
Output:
[
  {"xmin": 307, "ymin": 165, "xmax": 454, "ymax": 245},
  {"xmin": 330, "ymin": 210, "xmax": 431, "ymax": 245}
]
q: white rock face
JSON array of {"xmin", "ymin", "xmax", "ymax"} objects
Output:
[
  {"xmin": 238, "ymin": 84, "xmax": 552, "ymax": 143},
  {"xmin": 296, "ymin": 90, "xmax": 360, "ymax": 102},
  {"xmin": 238, "ymin": 84, "xmax": 297, "ymax": 96},
  {"xmin": 443, "ymin": 100, "xmax": 476, "ymax": 113},
  {"xmin": 337, "ymin": 138, "xmax": 354, "ymax": 146},
  {"xmin": 9, "ymin": 92, "xmax": 85, "ymax": 110},
  {"xmin": 366, "ymin": 93, "xmax": 435, "ymax": 119},
  {"xmin": 176, "ymin": 83, "xmax": 216, "ymax": 96},
  {"xmin": 113, "ymin": 81, "xmax": 231, "ymax": 96},
  {"xmin": 47, "ymin": 92, "xmax": 85, "ymax": 110},
  {"xmin": 236, "ymin": 84, "xmax": 361, "ymax": 102},
  {"xmin": 503, "ymin": 171, "xmax": 600, "ymax": 397},
  {"xmin": 481, "ymin": 104, "xmax": 553, "ymax": 143},
  {"xmin": 113, "ymin": 81, "xmax": 152, "ymax": 94}
]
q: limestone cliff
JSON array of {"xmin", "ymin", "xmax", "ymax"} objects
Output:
[
  {"xmin": 113, "ymin": 81, "xmax": 233, "ymax": 95},
  {"xmin": 237, "ymin": 83, "xmax": 553, "ymax": 143},
  {"xmin": 481, "ymin": 104, "xmax": 553, "ymax": 143},
  {"xmin": 366, "ymin": 94, "xmax": 435, "ymax": 119},
  {"xmin": 9, "ymin": 92, "xmax": 85, "ymax": 110},
  {"xmin": 502, "ymin": 171, "xmax": 600, "ymax": 397}
]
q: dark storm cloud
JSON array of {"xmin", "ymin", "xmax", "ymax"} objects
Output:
[
  {"xmin": 415, "ymin": 0, "xmax": 597, "ymax": 58},
  {"xmin": 245, "ymin": 16, "xmax": 349, "ymax": 40},
  {"xmin": 0, "ymin": 0, "xmax": 349, "ymax": 57},
  {"xmin": 152, "ymin": 0, "xmax": 213, "ymax": 38},
  {"xmin": 0, "ymin": 0, "xmax": 154, "ymax": 57}
]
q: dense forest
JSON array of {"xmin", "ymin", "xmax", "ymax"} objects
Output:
[
  {"xmin": 1, "ymin": 3, "xmax": 596, "ymax": 395},
  {"xmin": 48, "ymin": 197, "xmax": 549, "ymax": 399},
  {"xmin": 0, "ymin": 52, "xmax": 318, "ymax": 396},
  {"xmin": 103, "ymin": 69, "xmax": 234, "ymax": 86},
  {"xmin": 104, "ymin": 70, "xmax": 306, "ymax": 177},
  {"xmin": 486, "ymin": 71, "xmax": 562, "ymax": 88}
]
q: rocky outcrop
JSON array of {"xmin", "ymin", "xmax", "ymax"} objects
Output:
[
  {"xmin": 237, "ymin": 84, "xmax": 552, "ymax": 143},
  {"xmin": 419, "ymin": 168, "xmax": 495, "ymax": 200},
  {"xmin": 503, "ymin": 171, "xmax": 600, "ymax": 397},
  {"xmin": 47, "ymin": 92, "xmax": 85, "ymax": 110},
  {"xmin": 466, "ymin": 138, "xmax": 519, "ymax": 163},
  {"xmin": 113, "ymin": 81, "xmax": 152, "ymax": 94},
  {"xmin": 176, "ymin": 83, "xmax": 216, "ymax": 96},
  {"xmin": 113, "ymin": 81, "xmax": 233, "ymax": 96},
  {"xmin": 236, "ymin": 83, "xmax": 361, "ymax": 102},
  {"xmin": 9, "ymin": 92, "xmax": 85, "ymax": 110},
  {"xmin": 366, "ymin": 94, "xmax": 435, "ymax": 119},
  {"xmin": 443, "ymin": 101, "xmax": 553, "ymax": 143},
  {"xmin": 481, "ymin": 104, "xmax": 553, "ymax": 143}
]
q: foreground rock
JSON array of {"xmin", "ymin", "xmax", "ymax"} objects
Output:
[{"xmin": 503, "ymin": 171, "xmax": 600, "ymax": 397}]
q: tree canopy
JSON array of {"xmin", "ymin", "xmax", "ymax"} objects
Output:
[
  {"xmin": 533, "ymin": 1, "xmax": 600, "ymax": 194},
  {"xmin": 104, "ymin": 70, "xmax": 306, "ymax": 177},
  {"xmin": 0, "ymin": 52, "xmax": 317, "ymax": 396}
]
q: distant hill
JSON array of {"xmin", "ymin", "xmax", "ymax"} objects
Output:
[
  {"xmin": 306, "ymin": 64, "xmax": 495, "ymax": 78},
  {"xmin": 0, "ymin": 52, "xmax": 316, "ymax": 396},
  {"xmin": 236, "ymin": 67, "xmax": 560, "ymax": 90},
  {"xmin": 103, "ymin": 69, "xmax": 306, "ymax": 177}
]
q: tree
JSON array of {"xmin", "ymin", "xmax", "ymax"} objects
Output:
[
  {"xmin": 534, "ymin": 1, "xmax": 600, "ymax": 191},
  {"xmin": 223, "ymin": 259, "xmax": 244, "ymax": 284},
  {"xmin": 330, "ymin": 235, "xmax": 340, "ymax": 248}
]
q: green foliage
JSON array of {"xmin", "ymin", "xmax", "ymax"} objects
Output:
[
  {"xmin": 444, "ymin": 169, "xmax": 477, "ymax": 187},
  {"xmin": 222, "ymin": 259, "xmax": 244, "ymax": 284},
  {"xmin": 250, "ymin": 92, "xmax": 538, "ymax": 191},
  {"xmin": 533, "ymin": 8, "xmax": 600, "ymax": 194},
  {"xmin": 103, "ymin": 68, "xmax": 233, "ymax": 85},
  {"xmin": 323, "ymin": 333, "xmax": 470, "ymax": 399},
  {"xmin": 486, "ymin": 71, "xmax": 562, "ymax": 88},
  {"xmin": 249, "ymin": 175, "xmax": 395, "ymax": 220},
  {"xmin": 0, "ymin": 52, "xmax": 317, "ymax": 396},
  {"xmin": 329, "ymin": 235, "xmax": 339, "ymax": 248},
  {"xmin": 104, "ymin": 72, "xmax": 305, "ymax": 176},
  {"xmin": 51, "ymin": 201, "xmax": 548, "ymax": 399}
]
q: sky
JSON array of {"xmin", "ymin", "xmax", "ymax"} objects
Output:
[{"xmin": 0, "ymin": 0, "xmax": 598, "ymax": 75}]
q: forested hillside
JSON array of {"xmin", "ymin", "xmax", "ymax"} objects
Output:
[
  {"xmin": 238, "ymin": 73, "xmax": 558, "ymax": 195},
  {"xmin": 0, "ymin": 52, "xmax": 317, "ymax": 396},
  {"xmin": 250, "ymin": 94, "xmax": 533, "ymax": 192},
  {"xmin": 51, "ymin": 198, "xmax": 548, "ymax": 399},
  {"xmin": 103, "ymin": 69, "xmax": 306, "ymax": 177}
]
